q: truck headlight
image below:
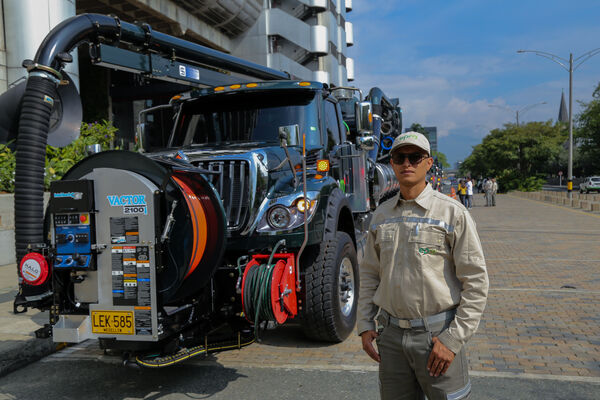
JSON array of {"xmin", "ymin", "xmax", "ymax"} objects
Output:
[
  {"xmin": 267, "ymin": 206, "xmax": 291, "ymax": 229},
  {"xmin": 296, "ymin": 198, "xmax": 313, "ymax": 213},
  {"xmin": 256, "ymin": 192, "xmax": 319, "ymax": 233}
]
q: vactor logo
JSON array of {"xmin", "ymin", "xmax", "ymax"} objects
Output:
[{"xmin": 107, "ymin": 194, "xmax": 147, "ymax": 215}]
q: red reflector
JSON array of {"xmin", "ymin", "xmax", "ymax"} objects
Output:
[{"xmin": 20, "ymin": 253, "xmax": 49, "ymax": 286}]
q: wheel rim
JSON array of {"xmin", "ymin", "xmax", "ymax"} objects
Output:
[{"xmin": 338, "ymin": 256, "xmax": 355, "ymax": 317}]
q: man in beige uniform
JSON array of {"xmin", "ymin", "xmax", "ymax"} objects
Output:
[{"xmin": 358, "ymin": 132, "xmax": 489, "ymax": 400}]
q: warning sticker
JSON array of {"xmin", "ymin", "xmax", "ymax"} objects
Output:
[
  {"xmin": 110, "ymin": 245, "xmax": 153, "ymax": 335},
  {"xmin": 135, "ymin": 307, "xmax": 152, "ymax": 335},
  {"xmin": 110, "ymin": 217, "xmax": 139, "ymax": 244},
  {"xmin": 112, "ymin": 245, "xmax": 151, "ymax": 309}
]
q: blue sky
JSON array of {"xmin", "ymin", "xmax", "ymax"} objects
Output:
[{"xmin": 347, "ymin": 0, "xmax": 600, "ymax": 166}]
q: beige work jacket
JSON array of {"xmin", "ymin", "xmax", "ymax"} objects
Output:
[{"xmin": 357, "ymin": 183, "xmax": 489, "ymax": 354}]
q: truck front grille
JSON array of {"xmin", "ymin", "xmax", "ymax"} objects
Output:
[
  {"xmin": 195, "ymin": 160, "xmax": 250, "ymax": 232},
  {"xmin": 305, "ymin": 151, "xmax": 319, "ymax": 169}
]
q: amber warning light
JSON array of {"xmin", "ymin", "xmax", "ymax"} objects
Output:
[{"xmin": 317, "ymin": 160, "xmax": 330, "ymax": 172}]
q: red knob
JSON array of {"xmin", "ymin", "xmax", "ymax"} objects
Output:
[{"xmin": 19, "ymin": 253, "xmax": 50, "ymax": 286}]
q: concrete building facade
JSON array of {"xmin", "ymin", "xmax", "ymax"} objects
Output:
[{"xmin": 231, "ymin": 0, "xmax": 354, "ymax": 86}]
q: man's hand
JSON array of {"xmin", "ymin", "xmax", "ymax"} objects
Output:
[
  {"xmin": 427, "ymin": 337, "xmax": 455, "ymax": 377},
  {"xmin": 360, "ymin": 330, "xmax": 381, "ymax": 363}
]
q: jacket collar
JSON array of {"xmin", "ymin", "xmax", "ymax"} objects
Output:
[{"xmin": 394, "ymin": 182, "xmax": 433, "ymax": 210}]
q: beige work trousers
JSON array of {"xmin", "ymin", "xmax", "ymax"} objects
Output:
[{"xmin": 376, "ymin": 315, "xmax": 471, "ymax": 400}]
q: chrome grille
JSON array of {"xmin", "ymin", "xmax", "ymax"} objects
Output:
[
  {"xmin": 195, "ymin": 160, "xmax": 250, "ymax": 231},
  {"xmin": 305, "ymin": 151, "xmax": 319, "ymax": 169}
]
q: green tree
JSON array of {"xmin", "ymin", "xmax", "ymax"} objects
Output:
[
  {"xmin": 576, "ymin": 82, "xmax": 600, "ymax": 175},
  {"xmin": 461, "ymin": 121, "xmax": 567, "ymax": 191},
  {"xmin": 0, "ymin": 121, "xmax": 118, "ymax": 193},
  {"xmin": 432, "ymin": 151, "xmax": 450, "ymax": 168},
  {"xmin": 408, "ymin": 123, "xmax": 427, "ymax": 135}
]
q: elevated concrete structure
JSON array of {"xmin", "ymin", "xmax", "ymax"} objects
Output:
[{"xmin": 232, "ymin": 0, "xmax": 353, "ymax": 85}]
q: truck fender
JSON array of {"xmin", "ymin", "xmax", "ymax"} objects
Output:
[{"xmin": 323, "ymin": 188, "xmax": 355, "ymax": 247}]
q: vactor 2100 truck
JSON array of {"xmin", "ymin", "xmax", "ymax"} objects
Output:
[{"xmin": 1, "ymin": 14, "xmax": 402, "ymax": 367}]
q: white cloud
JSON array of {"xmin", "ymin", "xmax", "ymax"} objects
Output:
[{"xmin": 353, "ymin": 62, "xmax": 512, "ymax": 140}]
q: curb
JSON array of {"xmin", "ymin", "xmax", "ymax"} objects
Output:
[{"xmin": 0, "ymin": 337, "xmax": 62, "ymax": 378}]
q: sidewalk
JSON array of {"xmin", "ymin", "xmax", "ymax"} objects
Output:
[
  {"xmin": 1, "ymin": 192, "xmax": 599, "ymax": 383},
  {"xmin": 204, "ymin": 193, "xmax": 600, "ymax": 379},
  {"xmin": 0, "ymin": 263, "xmax": 57, "ymax": 377},
  {"xmin": 466, "ymin": 193, "xmax": 600, "ymax": 377}
]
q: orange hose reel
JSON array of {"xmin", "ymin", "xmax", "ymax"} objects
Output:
[{"xmin": 172, "ymin": 175, "xmax": 208, "ymax": 280}]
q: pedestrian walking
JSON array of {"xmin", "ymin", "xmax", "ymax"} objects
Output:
[
  {"xmin": 466, "ymin": 178, "xmax": 473, "ymax": 209},
  {"xmin": 484, "ymin": 178, "xmax": 493, "ymax": 207},
  {"xmin": 358, "ymin": 131, "xmax": 489, "ymax": 400},
  {"xmin": 491, "ymin": 178, "xmax": 498, "ymax": 206},
  {"xmin": 458, "ymin": 180, "xmax": 466, "ymax": 207}
]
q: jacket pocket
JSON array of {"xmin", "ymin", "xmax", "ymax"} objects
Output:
[
  {"xmin": 375, "ymin": 226, "xmax": 397, "ymax": 264},
  {"xmin": 409, "ymin": 230, "xmax": 445, "ymax": 248},
  {"xmin": 376, "ymin": 225, "xmax": 396, "ymax": 245}
]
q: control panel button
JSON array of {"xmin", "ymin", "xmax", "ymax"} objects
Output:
[
  {"xmin": 54, "ymin": 215, "xmax": 68, "ymax": 225},
  {"xmin": 75, "ymin": 233, "xmax": 89, "ymax": 244},
  {"xmin": 69, "ymin": 214, "xmax": 80, "ymax": 224}
]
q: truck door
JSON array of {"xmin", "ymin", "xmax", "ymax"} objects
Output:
[{"xmin": 324, "ymin": 99, "xmax": 369, "ymax": 212}]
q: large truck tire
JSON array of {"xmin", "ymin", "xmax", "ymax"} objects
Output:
[{"xmin": 301, "ymin": 231, "xmax": 358, "ymax": 342}]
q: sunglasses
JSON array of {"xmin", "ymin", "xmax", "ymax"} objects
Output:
[{"xmin": 391, "ymin": 152, "xmax": 429, "ymax": 166}]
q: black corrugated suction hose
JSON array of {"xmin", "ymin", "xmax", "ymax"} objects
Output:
[{"xmin": 14, "ymin": 75, "xmax": 57, "ymax": 265}]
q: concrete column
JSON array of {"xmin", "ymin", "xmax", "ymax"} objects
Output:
[
  {"xmin": 0, "ymin": 1, "xmax": 6, "ymax": 93},
  {"xmin": 3, "ymin": 0, "xmax": 78, "ymax": 91}
]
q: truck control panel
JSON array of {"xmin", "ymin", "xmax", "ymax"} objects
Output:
[{"xmin": 48, "ymin": 180, "xmax": 95, "ymax": 270}]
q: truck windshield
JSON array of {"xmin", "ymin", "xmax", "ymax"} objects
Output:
[{"xmin": 172, "ymin": 89, "xmax": 320, "ymax": 147}]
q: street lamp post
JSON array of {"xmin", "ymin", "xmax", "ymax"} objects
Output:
[
  {"xmin": 488, "ymin": 102, "xmax": 547, "ymax": 126},
  {"xmin": 517, "ymin": 48, "xmax": 600, "ymax": 200}
]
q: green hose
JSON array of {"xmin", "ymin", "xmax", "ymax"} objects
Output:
[{"xmin": 243, "ymin": 240, "xmax": 286, "ymax": 340}]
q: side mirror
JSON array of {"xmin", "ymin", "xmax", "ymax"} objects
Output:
[
  {"xmin": 355, "ymin": 101, "xmax": 373, "ymax": 135},
  {"xmin": 357, "ymin": 135, "xmax": 376, "ymax": 151},
  {"xmin": 136, "ymin": 103, "xmax": 174, "ymax": 152},
  {"xmin": 278, "ymin": 124, "xmax": 300, "ymax": 147}
]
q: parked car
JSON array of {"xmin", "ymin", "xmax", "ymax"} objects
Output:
[{"xmin": 579, "ymin": 176, "xmax": 600, "ymax": 193}]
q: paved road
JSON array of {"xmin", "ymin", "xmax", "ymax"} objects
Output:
[
  {"xmin": 0, "ymin": 359, "xmax": 598, "ymax": 400},
  {"xmin": 0, "ymin": 192, "xmax": 599, "ymax": 399}
]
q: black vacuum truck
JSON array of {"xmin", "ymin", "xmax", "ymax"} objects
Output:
[{"xmin": 0, "ymin": 14, "xmax": 403, "ymax": 367}]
